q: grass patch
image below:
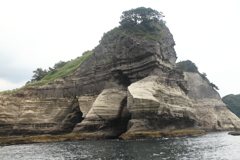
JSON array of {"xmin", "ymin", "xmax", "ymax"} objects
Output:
[
  {"xmin": 32, "ymin": 50, "xmax": 94, "ymax": 85},
  {"xmin": 0, "ymin": 50, "xmax": 94, "ymax": 95}
]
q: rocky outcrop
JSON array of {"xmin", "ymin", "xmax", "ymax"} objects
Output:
[
  {"xmin": 184, "ymin": 72, "xmax": 240, "ymax": 131},
  {"xmin": 124, "ymin": 72, "xmax": 240, "ymax": 133},
  {"xmin": 126, "ymin": 75, "xmax": 196, "ymax": 133},
  {"xmin": 0, "ymin": 96, "xmax": 81, "ymax": 136},
  {"xmin": 0, "ymin": 22, "xmax": 239, "ymax": 138},
  {"xmin": 72, "ymin": 89, "xmax": 130, "ymax": 136}
]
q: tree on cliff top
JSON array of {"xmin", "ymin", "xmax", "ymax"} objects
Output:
[
  {"xmin": 119, "ymin": 7, "xmax": 165, "ymax": 28},
  {"xmin": 99, "ymin": 7, "xmax": 165, "ymax": 44}
]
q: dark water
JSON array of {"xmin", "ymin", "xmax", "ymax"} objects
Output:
[{"xmin": 0, "ymin": 131, "xmax": 240, "ymax": 160}]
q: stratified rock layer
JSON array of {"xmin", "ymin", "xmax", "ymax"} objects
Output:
[
  {"xmin": 184, "ymin": 72, "xmax": 240, "ymax": 131},
  {"xmin": 126, "ymin": 75, "xmax": 196, "ymax": 133},
  {"xmin": 72, "ymin": 89, "xmax": 130, "ymax": 136},
  {"xmin": 0, "ymin": 23, "xmax": 239, "ymax": 138},
  {"xmin": 125, "ymin": 73, "xmax": 240, "ymax": 133},
  {"xmin": 0, "ymin": 96, "xmax": 81, "ymax": 136}
]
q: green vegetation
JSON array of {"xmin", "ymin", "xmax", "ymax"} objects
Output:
[
  {"xmin": 26, "ymin": 50, "xmax": 94, "ymax": 86},
  {"xmin": 99, "ymin": 7, "xmax": 165, "ymax": 45},
  {"xmin": 222, "ymin": 94, "xmax": 240, "ymax": 118},
  {"xmin": 0, "ymin": 50, "xmax": 94, "ymax": 95},
  {"xmin": 176, "ymin": 60, "xmax": 219, "ymax": 90},
  {"xmin": 176, "ymin": 60, "xmax": 198, "ymax": 73},
  {"xmin": 1, "ymin": 7, "xmax": 165, "ymax": 95},
  {"xmin": 119, "ymin": 7, "xmax": 164, "ymax": 29}
]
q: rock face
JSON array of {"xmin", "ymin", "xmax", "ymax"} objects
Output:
[
  {"xmin": 0, "ymin": 23, "xmax": 239, "ymax": 137},
  {"xmin": 72, "ymin": 89, "xmax": 130, "ymax": 136},
  {"xmin": 126, "ymin": 75, "xmax": 195, "ymax": 133},
  {"xmin": 0, "ymin": 96, "xmax": 81, "ymax": 136},
  {"xmin": 184, "ymin": 72, "xmax": 240, "ymax": 131}
]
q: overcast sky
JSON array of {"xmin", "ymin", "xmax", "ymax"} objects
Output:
[{"xmin": 0, "ymin": 0, "xmax": 240, "ymax": 97}]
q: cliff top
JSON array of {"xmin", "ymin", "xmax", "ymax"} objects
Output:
[{"xmin": 1, "ymin": 7, "xmax": 170, "ymax": 95}]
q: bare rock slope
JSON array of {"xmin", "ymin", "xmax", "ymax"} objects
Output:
[{"xmin": 0, "ymin": 23, "xmax": 239, "ymax": 137}]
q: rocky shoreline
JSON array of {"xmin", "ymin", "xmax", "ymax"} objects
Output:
[
  {"xmin": 0, "ymin": 129, "xmax": 206, "ymax": 146},
  {"xmin": 1, "ymin": 11, "xmax": 240, "ymax": 140}
]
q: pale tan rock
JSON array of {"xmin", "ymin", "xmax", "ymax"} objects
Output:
[
  {"xmin": 72, "ymin": 89, "xmax": 130, "ymax": 135},
  {"xmin": 85, "ymin": 89, "xmax": 127, "ymax": 121},
  {"xmin": 126, "ymin": 74, "xmax": 240, "ymax": 133},
  {"xmin": 77, "ymin": 95, "xmax": 97, "ymax": 118},
  {"xmin": 0, "ymin": 95, "xmax": 81, "ymax": 136},
  {"xmin": 184, "ymin": 72, "xmax": 240, "ymax": 131},
  {"xmin": 127, "ymin": 76, "xmax": 195, "ymax": 133}
]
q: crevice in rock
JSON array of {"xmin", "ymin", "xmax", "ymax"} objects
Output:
[{"xmin": 112, "ymin": 70, "xmax": 131, "ymax": 87}]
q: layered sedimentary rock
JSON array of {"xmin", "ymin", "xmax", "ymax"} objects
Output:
[
  {"xmin": 125, "ymin": 72, "xmax": 240, "ymax": 133},
  {"xmin": 126, "ymin": 75, "xmax": 196, "ymax": 133},
  {"xmin": 184, "ymin": 72, "xmax": 240, "ymax": 131},
  {"xmin": 72, "ymin": 89, "xmax": 130, "ymax": 136},
  {"xmin": 0, "ymin": 96, "xmax": 81, "ymax": 136},
  {"xmin": 0, "ymin": 22, "xmax": 239, "ymax": 138}
]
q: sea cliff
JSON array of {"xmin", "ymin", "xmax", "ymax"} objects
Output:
[{"xmin": 1, "ymin": 9, "xmax": 240, "ymax": 140}]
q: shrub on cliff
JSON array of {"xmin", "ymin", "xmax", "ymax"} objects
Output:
[
  {"xmin": 31, "ymin": 68, "xmax": 48, "ymax": 82},
  {"xmin": 176, "ymin": 60, "xmax": 219, "ymax": 90},
  {"xmin": 176, "ymin": 60, "xmax": 198, "ymax": 73},
  {"xmin": 99, "ymin": 7, "xmax": 165, "ymax": 44},
  {"xmin": 222, "ymin": 94, "xmax": 240, "ymax": 118}
]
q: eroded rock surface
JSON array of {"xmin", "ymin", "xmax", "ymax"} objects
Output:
[
  {"xmin": 184, "ymin": 72, "xmax": 240, "ymax": 131},
  {"xmin": 0, "ymin": 23, "xmax": 239, "ymax": 138},
  {"xmin": 125, "ymin": 73, "xmax": 240, "ymax": 133},
  {"xmin": 0, "ymin": 96, "xmax": 81, "ymax": 136},
  {"xmin": 126, "ymin": 75, "xmax": 196, "ymax": 133},
  {"xmin": 73, "ymin": 89, "xmax": 130, "ymax": 137}
]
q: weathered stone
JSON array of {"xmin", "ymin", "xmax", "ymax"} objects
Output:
[
  {"xmin": 77, "ymin": 95, "xmax": 97, "ymax": 118},
  {"xmin": 0, "ymin": 95, "xmax": 81, "ymax": 136},
  {"xmin": 184, "ymin": 72, "xmax": 240, "ymax": 131},
  {"xmin": 127, "ymin": 75, "xmax": 196, "ymax": 133},
  {"xmin": 72, "ymin": 89, "xmax": 130, "ymax": 137},
  {"xmin": 0, "ymin": 22, "xmax": 239, "ymax": 138}
]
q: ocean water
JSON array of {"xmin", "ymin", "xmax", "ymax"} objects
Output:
[{"xmin": 0, "ymin": 131, "xmax": 240, "ymax": 160}]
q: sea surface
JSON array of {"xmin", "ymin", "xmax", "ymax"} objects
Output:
[{"xmin": 0, "ymin": 131, "xmax": 240, "ymax": 160}]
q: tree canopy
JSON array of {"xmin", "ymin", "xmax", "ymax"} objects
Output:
[
  {"xmin": 30, "ymin": 61, "xmax": 68, "ymax": 82},
  {"xmin": 222, "ymin": 94, "xmax": 240, "ymax": 118},
  {"xmin": 31, "ymin": 68, "xmax": 48, "ymax": 82},
  {"xmin": 176, "ymin": 60, "xmax": 198, "ymax": 73},
  {"xmin": 176, "ymin": 60, "xmax": 219, "ymax": 90},
  {"xmin": 119, "ymin": 7, "xmax": 164, "ymax": 28}
]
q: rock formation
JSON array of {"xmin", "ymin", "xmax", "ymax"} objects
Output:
[
  {"xmin": 184, "ymin": 72, "xmax": 240, "ymax": 131},
  {"xmin": 1, "ymin": 20, "xmax": 240, "ymax": 138}
]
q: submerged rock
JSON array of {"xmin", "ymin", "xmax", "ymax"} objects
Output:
[{"xmin": 119, "ymin": 130, "xmax": 206, "ymax": 140}]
